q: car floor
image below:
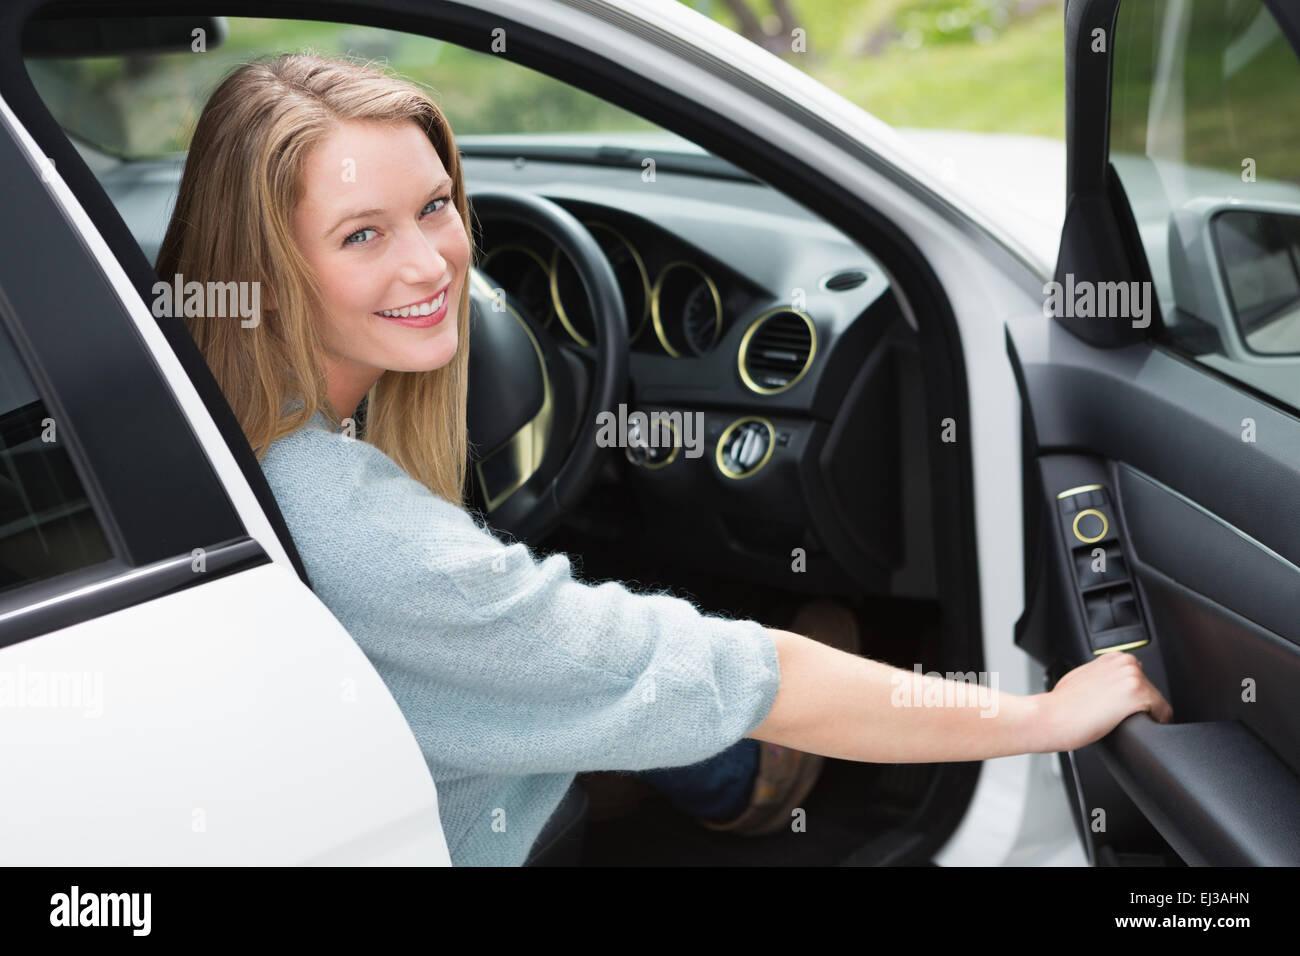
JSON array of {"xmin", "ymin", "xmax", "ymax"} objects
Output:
[
  {"xmin": 580, "ymin": 757, "xmax": 928, "ymax": 865},
  {"xmin": 537, "ymin": 521, "xmax": 950, "ymax": 865}
]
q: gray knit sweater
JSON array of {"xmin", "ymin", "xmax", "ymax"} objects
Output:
[{"xmin": 258, "ymin": 410, "xmax": 782, "ymax": 865}]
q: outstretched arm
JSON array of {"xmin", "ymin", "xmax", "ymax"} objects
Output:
[{"xmin": 748, "ymin": 629, "xmax": 1173, "ymax": 763}]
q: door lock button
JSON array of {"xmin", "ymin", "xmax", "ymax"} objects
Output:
[{"xmin": 1072, "ymin": 508, "xmax": 1109, "ymax": 543}]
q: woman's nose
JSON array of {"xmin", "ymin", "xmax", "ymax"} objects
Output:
[{"xmin": 397, "ymin": 227, "xmax": 449, "ymax": 284}]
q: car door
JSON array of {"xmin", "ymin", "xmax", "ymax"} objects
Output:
[
  {"xmin": 0, "ymin": 85, "xmax": 451, "ymax": 865},
  {"xmin": 1007, "ymin": 0, "xmax": 1300, "ymax": 865}
]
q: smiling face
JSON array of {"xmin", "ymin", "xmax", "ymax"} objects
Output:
[{"xmin": 289, "ymin": 117, "xmax": 470, "ymax": 420}]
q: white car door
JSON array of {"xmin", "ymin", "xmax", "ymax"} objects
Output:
[{"xmin": 0, "ymin": 92, "xmax": 451, "ymax": 866}]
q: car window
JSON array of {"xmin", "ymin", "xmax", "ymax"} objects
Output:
[
  {"xmin": 23, "ymin": 16, "xmax": 660, "ymax": 160},
  {"xmin": 1110, "ymin": 0, "xmax": 1300, "ymax": 410},
  {"xmin": 0, "ymin": 312, "xmax": 113, "ymax": 596},
  {"xmin": 23, "ymin": 15, "xmax": 718, "ymax": 272}
]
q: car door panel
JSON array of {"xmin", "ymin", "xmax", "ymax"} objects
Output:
[
  {"xmin": 1008, "ymin": 308, "xmax": 1300, "ymax": 865},
  {"xmin": 1119, "ymin": 464, "xmax": 1300, "ymax": 673},
  {"xmin": 1, "ymin": 562, "xmax": 452, "ymax": 865},
  {"xmin": 1097, "ymin": 717, "xmax": 1300, "ymax": 867},
  {"xmin": 1003, "ymin": 0, "xmax": 1300, "ymax": 866}
]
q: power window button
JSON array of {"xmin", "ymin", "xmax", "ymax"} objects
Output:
[
  {"xmin": 1085, "ymin": 593, "xmax": 1116, "ymax": 632},
  {"xmin": 1057, "ymin": 484, "xmax": 1104, "ymax": 514}
]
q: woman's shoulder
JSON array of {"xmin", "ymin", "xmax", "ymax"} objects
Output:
[
  {"xmin": 256, "ymin": 410, "xmax": 515, "ymax": 605},
  {"xmin": 258, "ymin": 409, "xmax": 474, "ymax": 535},
  {"xmin": 258, "ymin": 410, "xmax": 355, "ymax": 486}
]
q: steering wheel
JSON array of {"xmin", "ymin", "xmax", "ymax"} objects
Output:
[{"xmin": 464, "ymin": 189, "xmax": 629, "ymax": 543}]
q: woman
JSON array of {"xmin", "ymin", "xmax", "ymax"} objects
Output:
[{"xmin": 158, "ymin": 52, "xmax": 1173, "ymax": 866}]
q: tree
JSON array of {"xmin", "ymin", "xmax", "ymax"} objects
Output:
[{"xmin": 719, "ymin": 0, "xmax": 800, "ymax": 55}]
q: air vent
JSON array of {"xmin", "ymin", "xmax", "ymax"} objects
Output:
[
  {"xmin": 716, "ymin": 417, "xmax": 775, "ymax": 479},
  {"xmin": 738, "ymin": 309, "xmax": 816, "ymax": 395},
  {"xmin": 823, "ymin": 269, "xmax": 867, "ymax": 292}
]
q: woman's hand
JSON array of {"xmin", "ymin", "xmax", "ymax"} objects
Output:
[
  {"xmin": 1036, "ymin": 652, "xmax": 1174, "ymax": 753},
  {"xmin": 753, "ymin": 630, "xmax": 1174, "ymax": 763}
]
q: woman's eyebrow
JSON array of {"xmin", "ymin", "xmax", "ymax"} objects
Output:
[{"xmin": 323, "ymin": 178, "xmax": 452, "ymax": 239}]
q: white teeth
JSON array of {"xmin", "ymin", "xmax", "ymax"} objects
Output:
[{"xmin": 380, "ymin": 291, "xmax": 445, "ymax": 318}]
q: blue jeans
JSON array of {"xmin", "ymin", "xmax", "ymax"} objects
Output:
[{"xmin": 628, "ymin": 737, "xmax": 760, "ymax": 821}]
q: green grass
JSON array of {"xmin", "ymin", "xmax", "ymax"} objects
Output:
[
  {"xmin": 694, "ymin": 0, "xmax": 1066, "ymax": 138},
  {"xmin": 822, "ymin": 7, "xmax": 1064, "ymax": 135},
  {"xmin": 1110, "ymin": 0, "xmax": 1300, "ymax": 185},
  {"xmin": 228, "ymin": 2, "xmax": 1070, "ymax": 139}
]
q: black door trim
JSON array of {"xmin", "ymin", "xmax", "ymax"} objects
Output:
[{"xmin": 0, "ymin": 536, "xmax": 269, "ymax": 650}]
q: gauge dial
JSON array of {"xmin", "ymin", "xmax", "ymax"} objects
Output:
[
  {"xmin": 480, "ymin": 245, "xmax": 555, "ymax": 328},
  {"xmin": 549, "ymin": 249, "xmax": 594, "ymax": 346},
  {"xmin": 651, "ymin": 261, "xmax": 722, "ymax": 357},
  {"xmin": 550, "ymin": 222, "xmax": 651, "ymax": 347},
  {"xmin": 589, "ymin": 223, "xmax": 651, "ymax": 344},
  {"xmin": 682, "ymin": 283, "xmax": 721, "ymax": 356}
]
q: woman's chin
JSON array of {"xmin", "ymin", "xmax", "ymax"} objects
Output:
[{"xmin": 389, "ymin": 335, "xmax": 458, "ymax": 373}]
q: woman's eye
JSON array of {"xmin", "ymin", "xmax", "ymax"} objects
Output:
[
  {"xmin": 343, "ymin": 227, "xmax": 377, "ymax": 246},
  {"xmin": 342, "ymin": 196, "xmax": 450, "ymax": 246},
  {"xmin": 422, "ymin": 195, "xmax": 451, "ymax": 216}
]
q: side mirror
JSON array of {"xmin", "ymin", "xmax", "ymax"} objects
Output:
[
  {"xmin": 1213, "ymin": 208, "xmax": 1300, "ymax": 354},
  {"xmin": 1169, "ymin": 198, "xmax": 1300, "ymax": 358}
]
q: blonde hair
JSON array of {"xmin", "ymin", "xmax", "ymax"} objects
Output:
[{"xmin": 156, "ymin": 51, "xmax": 474, "ymax": 507}]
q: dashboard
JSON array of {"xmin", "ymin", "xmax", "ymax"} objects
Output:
[
  {"xmin": 480, "ymin": 202, "xmax": 779, "ymax": 363},
  {"xmin": 464, "ymin": 150, "xmax": 894, "ymax": 415},
  {"xmin": 463, "ymin": 143, "xmax": 935, "ymax": 598}
]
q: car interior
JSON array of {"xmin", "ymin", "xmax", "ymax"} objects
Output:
[{"xmin": 19, "ymin": 11, "xmax": 985, "ymax": 866}]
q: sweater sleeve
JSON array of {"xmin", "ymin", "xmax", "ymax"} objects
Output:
[{"xmin": 260, "ymin": 426, "xmax": 782, "ymax": 780}]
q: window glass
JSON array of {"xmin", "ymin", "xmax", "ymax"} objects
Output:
[
  {"xmin": 24, "ymin": 17, "xmax": 659, "ymax": 160},
  {"xmin": 0, "ymin": 316, "xmax": 113, "ymax": 596},
  {"xmin": 1111, "ymin": 0, "xmax": 1300, "ymax": 408}
]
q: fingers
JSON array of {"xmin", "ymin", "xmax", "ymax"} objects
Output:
[
  {"xmin": 1139, "ymin": 696, "xmax": 1172, "ymax": 723},
  {"xmin": 1119, "ymin": 654, "xmax": 1173, "ymax": 723},
  {"xmin": 1149, "ymin": 690, "xmax": 1174, "ymax": 723},
  {"xmin": 1111, "ymin": 652, "xmax": 1173, "ymax": 724},
  {"xmin": 1057, "ymin": 651, "xmax": 1174, "ymax": 727}
]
